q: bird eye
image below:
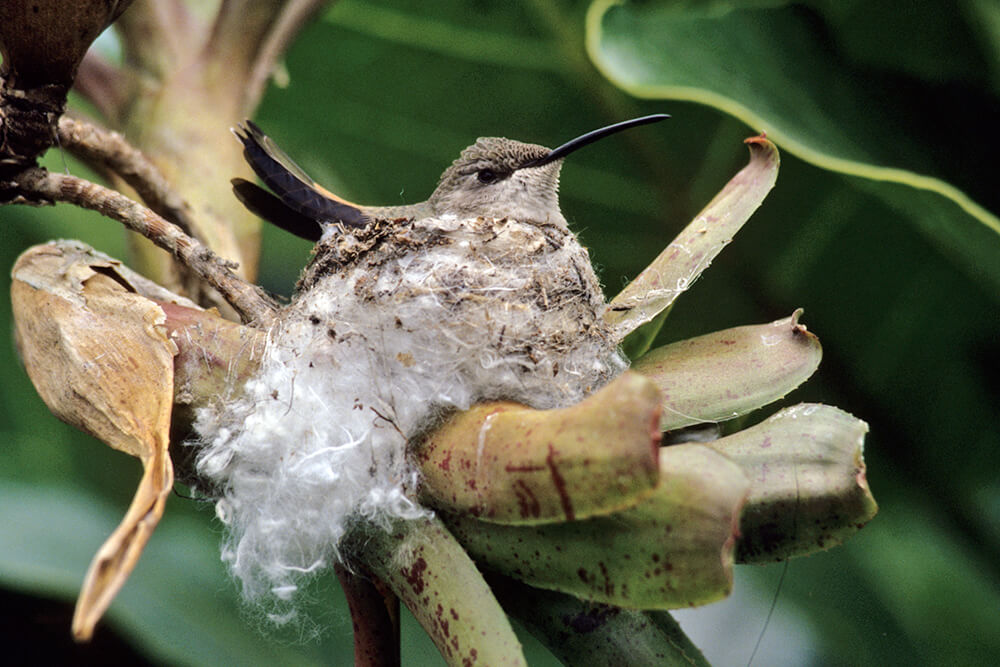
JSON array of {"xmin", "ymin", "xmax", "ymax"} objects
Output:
[{"xmin": 476, "ymin": 169, "xmax": 498, "ymax": 184}]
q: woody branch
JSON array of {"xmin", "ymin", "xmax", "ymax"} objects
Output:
[{"xmin": 10, "ymin": 166, "xmax": 278, "ymax": 325}]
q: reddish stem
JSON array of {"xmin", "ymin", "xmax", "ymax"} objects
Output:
[{"xmin": 335, "ymin": 565, "xmax": 401, "ymax": 667}]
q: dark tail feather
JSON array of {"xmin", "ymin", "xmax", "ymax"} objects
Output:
[
  {"xmin": 233, "ymin": 121, "xmax": 369, "ymax": 228},
  {"xmin": 232, "ymin": 178, "xmax": 322, "ymax": 242}
]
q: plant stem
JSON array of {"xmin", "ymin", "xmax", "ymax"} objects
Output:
[{"xmin": 334, "ymin": 565, "xmax": 401, "ymax": 667}]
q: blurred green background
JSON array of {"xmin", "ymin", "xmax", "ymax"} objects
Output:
[{"xmin": 2, "ymin": 1, "xmax": 999, "ymax": 665}]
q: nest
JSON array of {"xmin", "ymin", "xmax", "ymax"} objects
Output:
[{"xmin": 191, "ymin": 215, "xmax": 626, "ymax": 623}]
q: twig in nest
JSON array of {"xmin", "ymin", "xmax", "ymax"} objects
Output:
[{"xmin": 12, "ymin": 167, "xmax": 278, "ymax": 326}]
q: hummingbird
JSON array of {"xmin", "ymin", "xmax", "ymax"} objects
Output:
[{"xmin": 231, "ymin": 114, "xmax": 668, "ymax": 241}]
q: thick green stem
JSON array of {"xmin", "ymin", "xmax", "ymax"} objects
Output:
[{"xmin": 489, "ymin": 574, "xmax": 710, "ymax": 667}]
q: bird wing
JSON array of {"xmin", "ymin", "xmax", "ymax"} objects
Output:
[{"xmin": 233, "ymin": 121, "xmax": 371, "ymax": 231}]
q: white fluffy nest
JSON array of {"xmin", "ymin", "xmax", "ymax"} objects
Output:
[{"xmin": 191, "ymin": 215, "xmax": 626, "ymax": 623}]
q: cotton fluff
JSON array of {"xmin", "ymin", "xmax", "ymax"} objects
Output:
[{"xmin": 191, "ymin": 214, "xmax": 627, "ymax": 623}]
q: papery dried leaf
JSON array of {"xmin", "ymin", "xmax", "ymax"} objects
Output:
[
  {"xmin": 11, "ymin": 241, "xmax": 178, "ymax": 640},
  {"xmin": 12, "ymin": 242, "xmax": 178, "ymax": 459},
  {"xmin": 633, "ymin": 310, "xmax": 821, "ymax": 430},
  {"xmin": 414, "ymin": 372, "xmax": 662, "ymax": 524},
  {"xmin": 70, "ymin": 450, "xmax": 172, "ymax": 641},
  {"xmin": 707, "ymin": 403, "xmax": 877, "ymax": 562},
  {"xmin": 606, "ymin": 136, "xmax": 779, "ymax": 340},
  {"xmin": 445, "ymin": 444, "xmax": 749, "ymax": 609}
]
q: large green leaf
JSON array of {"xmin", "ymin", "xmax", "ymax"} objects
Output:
[
  {"xmin": 633, "ymin": 311, "xmax": 821, "ymax": 431},
  {"xmin": 582, "ymin": 8, "xmax": 1000, "ymax": 660},
  {"xmin": 586, "ymin": 0, "xmax": 1000, "ymax": 300}
]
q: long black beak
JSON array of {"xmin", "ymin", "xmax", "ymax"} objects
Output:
[{"xmin": 520, "ymin": 114, "xmax": 669, "ymax": 169}]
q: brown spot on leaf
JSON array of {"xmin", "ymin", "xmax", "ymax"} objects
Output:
[
  {"xmin": 546, "ymin": 444, "xmax": 574, "ymax": 521},
  {"xmin": 564, "ymin": 606, "xmax": 616, "ymax": 633},
  {"xmin": 598, "ymin": 561, "xmax": 614, "ymax": 596},
  {"xmin": 512, "ymin": 479, "xmax": 540, "ymax": 518},
  {"xmin": 401, "ymin": 557, "xmax": 428, "ymax": 595},
  {"xmin": 504, "ymin": 463, "xmax": 545, "ymax": 472}
]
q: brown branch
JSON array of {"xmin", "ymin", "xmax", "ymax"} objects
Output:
[
  {"xmin": 11, "ymin": 167, "xmax": 279, "ymax": 326},
  {"xmin": 334, "ymin": 565, "xmax": 401, "ymax": 667},
  {"xmin": 0, "ymin": 80, "xmax": 64, "ymax": 181},
  {"xmin": 55, "ymin": 117, "xmax": 253, "ymax": 319},
  {"xmin": 58, "ymin": 116, "xmax": 199, "ymax": 236}
]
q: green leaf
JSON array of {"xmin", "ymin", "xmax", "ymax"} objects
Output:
[
  {"xmin": 587, "ymin": 0, "xmax": 1000, "ymax": 299},
  {"xmin": 707, "ymin": 404, "xmax": 878, "ymax": 562},
  {"xmin": 444, "ymin": 443, "xmax": 749, "ymax": 610},
  {"xmin": 415, "ymin": 372, "xmax": 662, "ymax": 525},
  {"xmin": 324, "ymin": 2, "xmax": 558, "ymax": 72},
  {"xmin": 633, "ymin": 310, "xmax": 822, "ymax": 431},
  {"xmin": 605, "ymin": 135, "xmax": 779, "ymax": 339}
]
